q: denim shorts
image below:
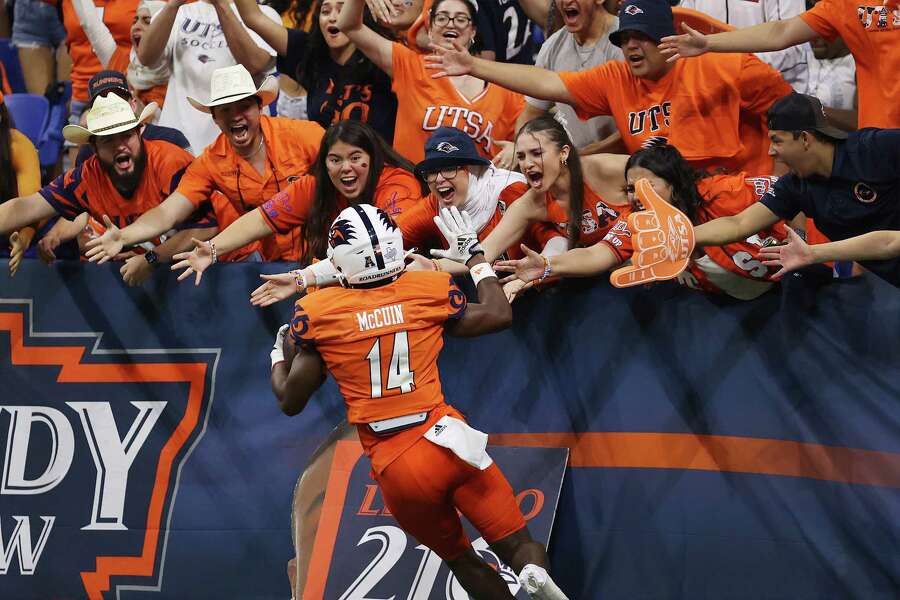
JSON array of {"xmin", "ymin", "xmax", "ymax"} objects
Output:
[{"xmin": 11, "ymin": 0, "xmax": 67, "ymax": 50}]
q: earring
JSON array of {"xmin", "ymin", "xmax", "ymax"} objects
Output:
[{"xmin": 561, "ymin": 157, "xmax": 568, "ymax": 167}]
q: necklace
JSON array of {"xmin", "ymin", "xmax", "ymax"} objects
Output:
[{"xmin": 239, "ymin": 137, "xmax": 265, "ymax": 161}]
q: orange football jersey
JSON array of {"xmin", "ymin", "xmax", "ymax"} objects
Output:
[
  {"xmin": 290, "ymin": 270, "xmax": 466, "ymax": 472},
  {"xmin": 391, "ymin": 42, "xmax": 524, "ymax": 163},
  {"xmin": 601, "ymin": 173, "xmax": 787, "ymax": 294},
  {"xmin": 532, "ymin": 182, "xmax": 635, "ymax": 248}
]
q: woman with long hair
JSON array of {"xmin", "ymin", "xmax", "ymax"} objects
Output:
[
  {"xmin": 171, "ymin": 120, "xmax": 424, "ymax": 284},
  {"xmin": 234, "ymin": 0, "xmax": 398, "ymax": 141},
  {"xmin": 0, "ymin": 93, "xmax": 42, "ymax": 276},
  {"xmin": 496, "ymin": 144, "xmax": 789, "ymax": 300},
  {"xmin": 335, "ymin": 0, "xmax": 523, "ymax": 163}
]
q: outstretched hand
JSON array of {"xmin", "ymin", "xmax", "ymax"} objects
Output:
[
  {"xmin": 423, "ymin": 40, "xmax": 474, "ymax": 78},
  {"xmin": 430, "ymin": 207, "xmax": 483, "ymax": 264},
  {"xmin": 758, "ymin": 227, "xmax": 813, "ymax": 279},
  {"xmin": 84, "ymin": 215, "xmax": 124, "ymax": 264},
  {"xmin": 609, "ymin": 178, "xmax": 695, "ymax": 288},
  {"xmin": 658, "ymin": 23, "xmax": 709, "ymax": 62},
  {"xmin": 250, "ymin": 271, "xmax": 303, "ymax": 307},
  {"xmin": 171, "ymin": 238, "xmax": 214, "ymax": 286},
  {"xmin": 495, "ymin": 244, "xmax": 547, "ymax": 283}
]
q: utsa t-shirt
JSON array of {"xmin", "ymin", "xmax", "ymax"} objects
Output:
[
  {"xmin": 558, "ymin": 52, "xmax": 791, "ymax": 174},
  {"xmin": 290, "ymin": 270, "xmax": 466, "ymax": 472},
  {"xmin": 800, "ymin": 0, "xmax": 900, "ymax": 128},
  {"xmin": 39, "ymin": 139, "xmax": 214, "ymax": 235},
  {"xmin": 391, "ymin": 42, "xmax": 524, "ymax": 163}
]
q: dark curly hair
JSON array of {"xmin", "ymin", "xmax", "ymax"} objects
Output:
[{"xmin": 625, "ymin": 144, "xmax": 706, "ymax": 225}]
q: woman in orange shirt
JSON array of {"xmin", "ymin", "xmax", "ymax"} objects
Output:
[
  {"xmin": 0, "ymin": 93, "xmax": 42, "ymax": 276},
  {"xmin": 335, "ymin": 0, "xmax": 523, "ymax": 163},
  {"xmin": 171, "ymin": 120, "xmax": 425, "ymax": 284}
]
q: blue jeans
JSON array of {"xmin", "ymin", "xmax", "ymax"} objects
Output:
[{"xmin": 11, "ymin": 0, "xmax": 67, "ymax": 49}]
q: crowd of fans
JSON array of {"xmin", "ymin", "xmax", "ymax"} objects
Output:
[{"xmin": 0, "ymin": 0, "xmax": 897, "ymax": 300}]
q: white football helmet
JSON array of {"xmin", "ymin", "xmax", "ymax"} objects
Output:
[{"xmin": 327, "ymin": 204, "xmax": 406, "ymax": 287}]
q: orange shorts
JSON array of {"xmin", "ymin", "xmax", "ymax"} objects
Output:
[{"xmin": 374, "ymin": 435, "xmax": 526, "ymax": 561}]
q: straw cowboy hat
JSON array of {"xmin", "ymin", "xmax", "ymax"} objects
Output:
[
  {"xmin": 62, "ymin": 93, "xmax": 157, "ymax": 144},
  {"xmin": 187, "ymin": 64, "xmax": 278, "ymax": 114}
]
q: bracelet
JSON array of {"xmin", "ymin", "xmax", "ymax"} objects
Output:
[
  {"xmin": 431, "ymin": 259, "xmax": 442, "ymax": 272},
  {"xmin": 209, "ymin": 240, "xmax": 218, "ymax": 264},
  {"xmin": 470, "ymin": 262, "xmax": 497, "ymax": 286},
  {"xmin": 292, "ymin": 269, "xmax": 306, "ymax": 290},
  {"xmin": 537, "ymin": 255, "xmax": 552, "ymax": 284}
]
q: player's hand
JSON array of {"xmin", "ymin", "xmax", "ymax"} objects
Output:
[
  {"xmin": 430, "ymin": 207, "xmax": 483, "ymax": 264},
  {"xmin": 120, "ymin": 254, "xmax": 154, "ymax": 287},
  {"xmin": 270, "ymin": 324, "xmax": 290, "ymax": 370},
  {"xmin": 609, "ymin": 178, "xmax": 695, "ymax": 288},
  {"xmin": 424, "ymin": 39, "xmax": 474, "ymax": 78},
  {"xmin": 84, "ymin": 215, "xmax": 124, "ymax": 264},
  {"xmin": 250, "ymin": 271, "xmax": 303, "ymax": 307},
  {"xmin": 171, "ymin": 238, "xmax": 214, "ymax": 286},
  {"xmin": 503, "ymin": 278, "xmax": 533, "ymax": 303},
  {"xmin": 405, "ymin": 252, "xmax": 437, "ymax": 272},
  {"xmin": 758, "ymin": 227, "xmax": 813, "ymax": 279},
  {"xmin": 658, "ymin": 23, "xmax": 709, "ymax": 63},
  {"xmin": 492, "ymin": 140, "xmax": 516, "ymax": 170},
  {"xmin": 495, "ymin": 244, "xmax": 547, "ymax": 283}
]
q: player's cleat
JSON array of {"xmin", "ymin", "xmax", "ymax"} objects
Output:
[{"xmin": 518, "ymin": 564, "xmax": 570, "ymax": 600}]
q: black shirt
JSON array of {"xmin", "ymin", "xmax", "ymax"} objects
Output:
[
  {"xmin": 278, "ymin": 29, "xmax": 398, "ymax": 143},
  {"xmin": 75, "ymin": 124, "xmax": 192, "ymax": 166},
  {"xmin": 476, "ymin": 0, "xmax": 535, "ymax": 65},
  {"xmin": 761, "ymin": 128, "xmax": 900, "ymax": 286}
]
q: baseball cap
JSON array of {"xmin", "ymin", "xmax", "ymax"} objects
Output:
[
  {"xmin": 767, "ymin": 93, "xmax": 848, "ymax": 140},
  {"xmin": 610, "ymin": 0, "xmax": 676, "ymax": 47},
  {"xmin": 414, "ymin": 127, "xmax": 490, "ymax": 180},
  {"xmin": 88, "ymin": 70, "xmax": 130, "ymax": 101}
]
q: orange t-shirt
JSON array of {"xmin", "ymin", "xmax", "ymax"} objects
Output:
[
  {"xmin": 396, "ymin": 181, "xmax": 529, "ymax": 252},
  {"xmin": 39, "ymin": 138, "xmax": 214, "ymax": 234},
  {"xmin": 391, "ymin": 42, "xmax": 524, "ymax": 163},
  {"xmin": 176, "ymin": 115, "xmax": 324, "ymax": 260},
  {"xmin": 558, "ymin": 52, "xmax": 791, "ymax": 175},
  {"xmin": 800, "ymin": 0, "xmax": 900, "ymax": 129},
  {"xmin": 63, "ymin": 0, "xmax": 138, "ymax": 102},
  {"xmin": 290, "ymin": 270, "xmax": 466, "ymax": 473},
  {"xmin": 601, "ymin": 173, "xmax": 787, "ymax": 294},
  {"xmin": 533, "ymin": 183, "xmax": 635, "ymax": 248},
  {"xmin": 259, "ymin": 165, "xmax": 422, "ymax": 241}
]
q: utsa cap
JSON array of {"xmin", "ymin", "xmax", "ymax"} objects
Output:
[
  {"xmin": 88, "ymin": 70, "xmax": 131, "ymax": 102},
  {"xmin": 610, "ymin": 0, "xmax": 676, "ymax": 47},
  {"xmin": 414, "ymin": 127, "xmax": 490, "ymax": 181},
  {"xmin": 767, "ymin": 93, "xmax": 848, "ymax": 140}
]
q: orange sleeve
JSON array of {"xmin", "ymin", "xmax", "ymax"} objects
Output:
[
  {"xmin": 396, "ymin": 196, "xmax": 439, "ymax": 250},
  {"xmin": 108, "ymin": 47, "xmax": 131, "ymax": 73},
  {"xmin": 798, "ymin": 0, "xmax": 840, "ymax": 42},
  {"xmin": 736, "ymin": 53, "xmax": 793, "ymax": 115},
  {"xmin": 258, "ymin": 175, "xmax": 317, "ymax": 234},
  {"xmin": 599, "ymin": 219, "xmax": 633, "ymax": 263},
  {"xmin": 176, "ymin": 155, "xmax": 217, "ymax": 207},
  {"xmin": 295, "ymin": 119, "xmax": 325, "ymax": 164},
  {"xmin": 558, "ymin": 63, "xmax": 617, "ymax": 120}
]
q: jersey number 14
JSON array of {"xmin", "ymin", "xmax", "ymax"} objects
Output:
[{"xmin": 365, "ymin": 332, "xmax": 416, "ymax": 398}]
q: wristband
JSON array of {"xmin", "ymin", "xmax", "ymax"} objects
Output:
[
  {"xmin": 209, "ymin": 240, "xmax": 218, "ymax": 264},
  {"xmin": 431, "ymin": 259, "xmax": 442, "ymax": 272},
  {"xmin": 291, "ymin": 269, "xmax": 306, "ymax": 290},
  {"xmin": 532, "ymin": 255, "xmax": 552, "ymax": 285},
  {"xmin": 470, "ymin": 262, "xmax": 497, "ymax": 286}
]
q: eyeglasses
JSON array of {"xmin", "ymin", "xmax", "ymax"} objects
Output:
[
  {"xmin": 432, "ymin": 13, "xmax": 472, "ymax": 27},
  {"xmin": 424, "ymin": 166, "xmax": 461, "ymax": 183}
]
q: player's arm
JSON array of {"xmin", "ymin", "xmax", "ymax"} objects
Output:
[
  {"xmin": 138, "ymin": 0, "xmax": 183, "ymax": 67},
  {"xmin": 446, "ymin": 254, "xmax": 513, "ymax": 337},
  {"xmin": 270, "ymin": 325, "xmax": 327, "ymax": 416},
  {"xmin": 233, "ymin": 0, "xmax": 287, "ymax": 55},
  {"xmin": 424, "ymin": 42, "xmax": 574, "ymax": 105},
  {"xmin": 694, "ymin": 203, "xmax": 780, "ymax": 246},
  {"xmin": 211, "ymin": 0, "xmax": 275, "ymax": 74},
  {"xmin": 84, "ymin": 192, "xmax": 198, "ymax": 263},
  {"xmin": 659, "ymin": 16, "xmax": 817, "ymax": 59},
  {"xmin": 0, "ymin": 194, "xmax": 59, "ymax": 237},
  {"xmin": 336, "ymin": 0, "xmax": 394, "ymax": 76}
]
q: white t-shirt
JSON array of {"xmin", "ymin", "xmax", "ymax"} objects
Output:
[
  {"xmin": 526, "ymin": 21, "xmax": 622, "ymax": 149},
  {"xmin": 805, "ymin": 52, "xmax": 857, "ymax": 111},
  {"xmin": 153, "ymin": 1, "xmax": 280, "ymax": 152},
  {"xmin": 678, "ymin": 0, "xmax": 809, "ymax": 91}
]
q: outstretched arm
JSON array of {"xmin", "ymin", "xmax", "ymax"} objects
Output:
[
  {"xmin": 0, "ymin": 194, "xmax": 59, "ymax": 237},
  {"xmin": 233, "ymin": 0, "xmax": 287, "ymax": 56},
  {"xmin": 694, "ymin": 203, "xmax": 781, "ymax": 247},
  {"xmin": 659, "ymin": 17, "xmax": 817, "ymax": 60},
  {"xmin": 211, "ymin": 0, "xmax": 275, "ymax": 74},
  {"xmin": 495, "ymin": 241, "xmax": 621, "ymax": 283},
  {"xmin": 336, "ymin": 0, "xmax": 394, "ymax": 76},
  {"xmin": 760, "ymin": 228, "xmax": 900, "ymax": 278},
  {"xmin": 138, "ymin": 0, "xmax": 183, "ymax": 67},
  {"xmin": 424, "ymin": 42, "xmax": 574, "ymax": 105}
]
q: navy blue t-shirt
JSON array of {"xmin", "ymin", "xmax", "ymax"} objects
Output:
[
  {"xmin": 277, "ymin": 29, "xmax": 398, "ymax": 143},
  {"xmin": 75, "ymin": 124, "xmax": 192, "ymax": 166},
  {"xmin": 476, "ymin": 0, "xmax": 535, "ymax": 65},
  {"xmin": 761, "ymin": 128, "xmax": 900, "ymax": 286}
]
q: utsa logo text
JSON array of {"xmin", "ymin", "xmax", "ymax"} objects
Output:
[
  {"xmin": 422, "ymin": 106, "xmax": 497, "ymax": 154},
  {"xmin": 628, "ymin": 102, "xmax": 672, "ymax": 136}
]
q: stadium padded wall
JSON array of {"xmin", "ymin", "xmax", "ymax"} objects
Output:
[{"xmin": 1, "ymin": 261, "xmax": 899, "ymax": 599}]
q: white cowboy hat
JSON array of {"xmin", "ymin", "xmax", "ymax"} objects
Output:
[
  {"xmin": 186, "ymin": 64, "xmax": 278, "ymax": 114},
  {"xmin": 62, "ymin": 93, "xmax": 157, "ymax": 145}
]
